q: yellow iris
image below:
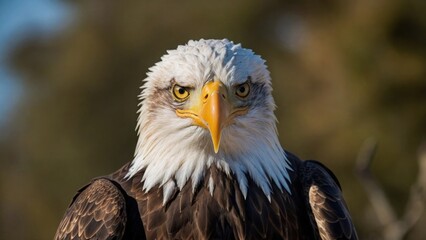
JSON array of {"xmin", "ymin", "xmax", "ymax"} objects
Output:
[{"xmin": 172, "ymin": 84, "xmax": 190, "ymax": 101}]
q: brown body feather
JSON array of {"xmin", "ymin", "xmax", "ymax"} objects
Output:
[{"xmin": 54, "ymin": 152, "xmax": 357, "ymax": 240}]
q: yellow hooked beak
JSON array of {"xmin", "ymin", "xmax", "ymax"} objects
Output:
[{"xmin": 176, "ymin": 80, "xmax": 247, "ymax": 153}]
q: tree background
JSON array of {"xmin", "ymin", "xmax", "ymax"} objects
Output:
[{"xmin": 1, "ymin": 0, "xmax": 425, "ymax": 239}]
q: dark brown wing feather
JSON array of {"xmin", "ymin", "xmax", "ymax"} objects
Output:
[
  {"xmin": 54, "ymin": 178, "xmax": 127, "ymax": 240},
  {"xmin": 56, "ymin": 156, "xmax": 356, "ymax": 239},
  {"xmin": 302, "ymin": 160, "xmax": 358, "ymax": 240}
]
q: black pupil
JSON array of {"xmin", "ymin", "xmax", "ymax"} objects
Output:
[
  {"xmin": 178, "ymin": 87, "xmax": 185, "ymax": 95},
  {"xmin": 239, "ymin": 86, "xmax": 245, "ymax": 93}
]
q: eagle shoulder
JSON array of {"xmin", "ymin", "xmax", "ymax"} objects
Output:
[
  {"xmin": 301, "ymin": 160, "xmax": 358, "ymax": 240},
  {"xmin": 54, "ymin": 178, "xmax": 127, "ymax": 240}
]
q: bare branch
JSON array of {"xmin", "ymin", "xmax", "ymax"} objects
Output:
[{"xmin": 355, "ymin": 139, "xmax": 426, "ymax": 240}]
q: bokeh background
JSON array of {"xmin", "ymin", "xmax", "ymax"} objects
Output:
[{"xmin": 1, "ymin": 0, "xmax": 425, "ymax": 239}]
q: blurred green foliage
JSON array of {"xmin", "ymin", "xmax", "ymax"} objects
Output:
[{"xmin": 1, "ymin": 0, "xmax": 425, "ymax": 239}]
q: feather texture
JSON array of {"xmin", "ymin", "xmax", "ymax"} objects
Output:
[{"xmin": 55, "ymin": 153, "xmax": 358, "ymax": 240}]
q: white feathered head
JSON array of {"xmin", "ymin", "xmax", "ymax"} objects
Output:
[{"xmin": 127, "ymin": 39, "xmax": 291, "ymax": 202}]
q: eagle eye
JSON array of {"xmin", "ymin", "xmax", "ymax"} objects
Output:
[
  {"xmin": 172, "ymin": 84, "xmax": 190, "ymax": 102},
  {"xmin": 235, "ymin": 82, "xmax": 250, "ymax": 98}
]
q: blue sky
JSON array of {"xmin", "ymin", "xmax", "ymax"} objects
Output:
[{"xmin": 0, "ymin": 0, "xmax": 73, "ymax": 131}]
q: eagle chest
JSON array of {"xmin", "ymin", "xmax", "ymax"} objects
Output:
[{"xmin": 135, "ymin": 171, "xmax": 300, "ymax": 240}]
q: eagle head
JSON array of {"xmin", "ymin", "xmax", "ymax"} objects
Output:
[{"xmin": 127, "ymin": 39, "xmax": 291, "ymax": 202}]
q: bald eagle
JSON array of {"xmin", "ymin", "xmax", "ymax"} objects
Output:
[{"xmin": 55, "ymin": 39, "xmax": 358, "ymax": 240}]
